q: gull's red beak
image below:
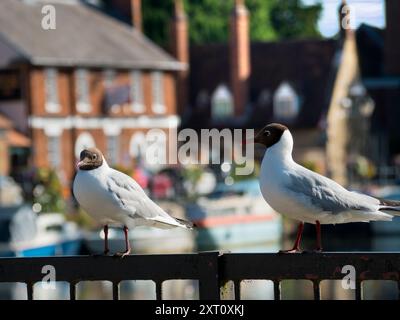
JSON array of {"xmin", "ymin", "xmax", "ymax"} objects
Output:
[{"xmin": 76, "ymin": 160, "xmax": 84, "ymax": 170}]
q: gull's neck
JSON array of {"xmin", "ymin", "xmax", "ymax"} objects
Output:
[{"xmin": 264, "ymin": 130, "xmax": 294, "ymax": 165}]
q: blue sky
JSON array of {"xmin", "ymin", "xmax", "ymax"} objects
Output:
[{"xmin": 302, "ymin": 0, "xmax": 385, "ymax": 37}]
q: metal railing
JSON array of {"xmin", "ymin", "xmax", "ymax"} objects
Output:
[{"xmin": 0, "ymin": 252, "xmax": 399, "ymax": 300}]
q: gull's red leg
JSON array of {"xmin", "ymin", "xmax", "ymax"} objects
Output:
[
  {"xmin": 115, "ymin": 225, "xmax": 131, "ymax": 258},
  {"xmin": 103, "ymin": 225, "xmax": 109, "ymax": 255},
  {"xmin": 279, "ymin": 222, "xmax": 304, "ymax": 253},
  {"xmin": 315, "ymin": 220, "xmax": 323, "ymax": 252}
]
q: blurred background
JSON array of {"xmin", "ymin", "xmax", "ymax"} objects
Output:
[{"xmin": 0, "ymin": 0, "xmax": 399, "ymax": 300}]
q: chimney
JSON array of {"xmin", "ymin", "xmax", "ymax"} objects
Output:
[
  {"xmin": 170, "ymin": 0, "xmax": 189, "ymax": 115},
  {"xmin": 230, "ymin": 0, "xmax": 250, "ymax": 116},
  {"xmin": 385, "ymin": 0, "xmax": 400, "ymax": 75},
  {"xmin": 131, "ymin": 0, "xmax": 142, "ymax": 32}
]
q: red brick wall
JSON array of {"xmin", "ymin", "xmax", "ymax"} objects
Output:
[{"xmin": 28, "ymin": 67, "xmax": 177, "ymax": 191}]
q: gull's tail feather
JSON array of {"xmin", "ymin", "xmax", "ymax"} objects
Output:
[
  {"xmin": 378, "ymin": 198, "xmax": 400, "ymax": 215},
  {"xmin": 174, "ymin": 217, "xmax": 195, "ymax": 230}
]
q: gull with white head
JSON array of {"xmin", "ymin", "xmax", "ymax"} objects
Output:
[{"xmin": 253, "ymin": 123, "xmax": 400, "ymax": 253}]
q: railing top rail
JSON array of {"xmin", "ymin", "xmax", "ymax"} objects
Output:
[
  {"xmin": 219, "ymin": 252, "xmax": 400, "ymax": 281},
  {"xmin": 0, "ymin": 252, "xmax": 220, "ymax": 284},
  {"xmin": 1, "ymin": 252, "xmax": 400, "ymax": 300}
]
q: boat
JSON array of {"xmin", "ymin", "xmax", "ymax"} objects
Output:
[
  {"xmin": 369, "ymin": 186, "xmax": 400, "ymax": 236},
  {"xmin": 185, "ymin": 179, "xmax": 282, "ymax": 251},
  {"xmin": 83, "ymin": 201, "xmax": 195, "ymax": 254},
  {"xmin": 0, "ymin": 205, "xmax": 82, "ymax": 257}
]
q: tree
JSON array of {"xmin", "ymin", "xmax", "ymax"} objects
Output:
[
  {"xmin": 139, "ymin": 0, "xmax": 322, "ymax": 47},
  {"xmin": 270, "ymin": 0, "xmax": 322, "ymax": 40}
]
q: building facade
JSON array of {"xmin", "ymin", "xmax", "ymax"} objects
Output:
[{"xmin": 0, "ymin": 0, "xmax": 185, "ymax": 192}]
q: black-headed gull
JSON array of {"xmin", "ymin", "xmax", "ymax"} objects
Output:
[
  {"xmin": 253, "ymin": 123, "xmax": 400, "ymax": 253},
  {"xmin": 73, "ymin": 148, "xmax": 193, "ymax": 257}
]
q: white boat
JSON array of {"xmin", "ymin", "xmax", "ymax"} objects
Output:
[
  {"xmin": 83, "ymin": 201, "xmax": 195, "ymax": 254},
  {"xmin": 186, "ymin": 179, "xmax": 282, "ymax": 251},
  {"xmin": 0, "ymin": 206, "xmax": 82, "ymax": 257}
]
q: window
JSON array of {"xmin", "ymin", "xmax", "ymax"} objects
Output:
[
  {"xmin": 129, "ymin": 132, "xmax": 146, "ymax": 159},
  {"xmin": 48, "ymin": 136, "xmax": 61, "ymax": 168},
  {"xmin": 74, "ymin": 132, "xmax": 96, "ymax": 159},
  {"xmin": 151, "ymin": 71, "xmax": 166, "ymax": 114},
  {"xmin": 211, "ymin": 84, "xmax": 234, "ymax": 119},
  {"xmin": 76, "ymin": 69, "xmax": 91, "ymax": 113},
  {"xmin": 107, "ymin": 135, "xmax": 119, "ymax": 165},
  {"xmin": 44, "ymin": 68, "xmax": 60, "ymax": 113},
  {"xmin": 130, "ymin": 71, "xmax": 144, "ymax": 113},
  {"xmin": 273, "ymin": 82, "xmax": 300, "ymax": 122},
  {"xmin": 103, "ymin": 69, "xmax": 116, "ymax": 87}
]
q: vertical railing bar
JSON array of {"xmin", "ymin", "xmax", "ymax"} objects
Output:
[
  {"xmin": 69, "ymin": 282, "xmax": 76, "ymax": 300},
  {"xmin": 398, "ymin": 281, "xmax": 400, "ymax": 300},
  {"xmin": 234, "ymin": 280, "xmax": 241, "ymax": 301},
  {"xmin": 26, "ymin": 282, "xmax": 33, "ymax": 301},
  {"xmin": 273, "ymin": 281, "xmax": 281, "ymax": 301},
  {"xmin": 355, "ymin": 280, "xmax": 362, "ymax": 300},
  {"xmin": 313, "ymin": 280, "xmax": 321, "ymax": 301},
  {"xmin": 112, "ymin": 282, "xmax": 120, "ymax": 300},
  {"xmin": 156, "ymin": 281, "xmax": 163, "ymax": 300}
]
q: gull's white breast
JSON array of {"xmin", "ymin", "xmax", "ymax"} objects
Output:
[
  {"xmin": 259, "ymin": 151, "xmax": 322, "ymax": 223},
  {"xmin": 73, "ymin": 167, "xmax": 127, "ymax": 225}
]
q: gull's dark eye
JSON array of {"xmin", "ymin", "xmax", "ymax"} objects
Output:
[
  {"xmin": 264, "ymin": 130, "xmax": 271, "ymax": 137},
  {"xmin": 92, "ymin": 154, "xmax": 97, "ymax": 160}
]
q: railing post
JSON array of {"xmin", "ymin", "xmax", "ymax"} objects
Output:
[{"xmin": 198, "ymin": 252, "xmax": 220, "ymax": 300}]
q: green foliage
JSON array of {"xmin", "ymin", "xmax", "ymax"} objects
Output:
[
  {"xmin": 270, "ymin": 0, "xmax": 322, "ymax": 39},
  {"xmin": 140, "ymin": 0, "xmax": 322, "ymax": 46},
  {"xmin": 142, "ymin": 0, "xmax": 175, "ymax": 47},
  {"xmin": 33, "ymin": 168, "xmax": 65, "ymax": 213}
]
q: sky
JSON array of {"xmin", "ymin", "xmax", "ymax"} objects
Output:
[{"xmin": 302, "ymin": 0, "xmax": 386, "ymax": 37}]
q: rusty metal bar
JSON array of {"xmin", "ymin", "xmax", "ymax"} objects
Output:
[
  {"xmin": 355, "ymin": 280, "xmax": 362, "ymax": 300},
  {"xmin": 112, "ymin": 282, "xmax": 120, "ymax": 300},
  {"xmin": 313, "ymin": 280, "xmax": 321, "ymax": 300},
  {"xmin": 198, "ymin": 252, "xmax": 220, "ymax": 300},
  {"xmin": 69, "ymin": 282, "xmax": 76, "ymax": 300},
  {"xmin": 273, "ymin": 281, "xmax": 281, "ymax": 300},
  {"xmin": 398, "ymin": 281, "xmax": 400, "ymax": 300},
  {"xmin": 26, "ymin": 282, "xmax": 33, "ymax": 300},
  {"xmin": 155, "ymin": 281, "xmax": 162, "ymax": 300},
  {"xmin": 234, "ymin": 280, "xmax": 241, "ymax": 300}
]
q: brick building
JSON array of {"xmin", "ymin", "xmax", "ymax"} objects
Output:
[{"xmin": 0, "ymin": 0, "xmax": 185, "ymax": 190}]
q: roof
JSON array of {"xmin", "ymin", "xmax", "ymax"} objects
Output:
[
  {"xmin": 7, "ymin": 130, "xmax": 31, "ymax": 147},
  {"xmin": 185, "ymin": 38, "xmax": 338, "ymax": 129},
  {"xmin": 0, "ymin": 113, "xmax": 30, "ymax": 147},
  {"xmin": 0, "ymin": 0, "xmax": 184, "ymax": 70},
  {"xmin": 0, "ymin": 114, "xmax": 12, "ymax": 129}
]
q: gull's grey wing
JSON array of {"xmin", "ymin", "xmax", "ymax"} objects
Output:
[
  {"xmin": 286, "ymin": 166, "xmax": 380, "ymax": 214},
  {"xmin": 107, "ymin": 169, "xmax": 191, "ymax": 228}
]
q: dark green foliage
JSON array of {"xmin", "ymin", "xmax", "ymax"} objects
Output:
[
  {"xmin": 138, "ymin": 0, "xmax": 322, "ymax": 46},
  {"xmin": 270, "ymin": 0, "xmax": 322, "ymax": 40}
]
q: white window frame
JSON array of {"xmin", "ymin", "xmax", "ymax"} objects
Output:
[
  {"xmin": 273, "ymin": 82, "xmax": 300, "ymax": 121},
  {"xmin": 75, "ymin": 69, "xmax": 91, "ymax": 113},
  {"xmin": 211, "ymin": 84, "xmax": 234, "ymax": 119},
  {"xmin": 107, "ymin": 135, "xmax": 119, "ymax": 165},
  {"xmin": 48, "ymin": 135, "xmax": 61, "ymax": 169},
  {"xmin": 130, "ymin": 70, "xmax": 144, "ymax": 113},
  {"xmin": 44, "ymin": 68, "xmax": 61, "ymax": 113},
  {"xmin": 151, "ymin": 71, "xmax": 166, "ymax": 114},
  {"xmin": 74, "ymin": 132, "xmax": 96, "ymax": 159},
  {"xmin": 103, "ymin": 69, "xmax": 116, "ymax": 87}
]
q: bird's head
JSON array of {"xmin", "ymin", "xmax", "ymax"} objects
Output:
[
  {"xmin": 253, "ymin": 123, "xmax": 288, "ymax": 148},
  {"xmin": 77, "ymin": 147, "xmax": 104, "ymax": 170}
]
